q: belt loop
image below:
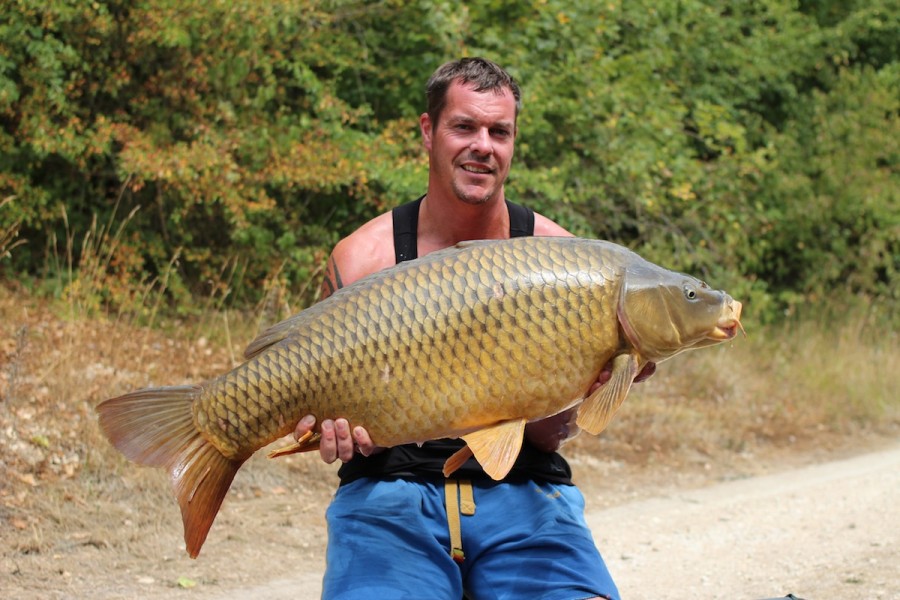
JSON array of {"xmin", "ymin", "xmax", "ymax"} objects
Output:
[{"xmin": 445, "ymin": 479, "xmax": 477, "ymax": 563}]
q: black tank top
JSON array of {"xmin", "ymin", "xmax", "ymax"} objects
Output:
[{"xmin": 337, "ymin": 197, "xmax": 573, "ymax": 485}]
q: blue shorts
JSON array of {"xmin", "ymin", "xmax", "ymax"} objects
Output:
[{"xmin": 322, "ymin": 477, "xmax": 619, "ymax": 600}]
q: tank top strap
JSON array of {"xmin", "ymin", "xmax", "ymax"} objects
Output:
[
  {"xmin": 505, "ymin": 200, "xmax": 535, "ymax": 238},
  {"xmin": 392, "ymin": 196, "xmax": 425, "ymax": 263},
  {"xmin": 394, "ymin": 197, "xmax": 533, "ymax": 264}
]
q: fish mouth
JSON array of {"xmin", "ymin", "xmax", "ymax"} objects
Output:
[
  {"xmin": 710, "ymin": 320, "xmax": 741, "ymax": 340},
  {"xmin": 709, "ymin": 300, "xmax": 744, "ymax": 340}
]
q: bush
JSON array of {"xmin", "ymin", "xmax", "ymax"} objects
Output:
[{"xmin": 1, "ymin": 0, "xmax": 896, "ymax": 323}]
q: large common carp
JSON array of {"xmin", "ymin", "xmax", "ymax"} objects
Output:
[{"xmin": 97, "ymin": 236, "xmax": 742, "ymax": 557}]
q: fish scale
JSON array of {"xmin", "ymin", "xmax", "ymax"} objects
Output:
[
  {"xmin": 196, "ymin": 238, "xmax": 613, "ymax": 457},
  {"xmin": 97, "ymin": 236, "xmax": 742, "ymax": 558}
]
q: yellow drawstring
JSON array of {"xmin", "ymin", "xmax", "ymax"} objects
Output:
[{"xmin": 445, "ymin": 479, "xmax": 476, "ymax": 563}]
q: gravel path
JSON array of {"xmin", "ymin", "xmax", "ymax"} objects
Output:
[{"xmin": 592, "ymin": 444, "xmax": 900, "ymax": 599}]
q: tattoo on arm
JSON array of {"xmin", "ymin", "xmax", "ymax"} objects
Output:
[{"xmin": 320, "ymin": 256, "xmax": 344, "ymax": 300}]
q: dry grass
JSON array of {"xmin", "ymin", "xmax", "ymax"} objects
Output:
[
  {"xmin": 1, "ymin": 196, "xmax": 26, "ymax": 263},
  {"xmin": 0, "ymin": 285, "xmax": 336, "ymax": 570},
  {"xmin": 570, "ymin": 306, "xmax": 899, "ymax": 467}
]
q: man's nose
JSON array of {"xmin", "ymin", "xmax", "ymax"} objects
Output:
[{"xmin": 469, "ymin": 128, "xmax": 492, "ymax": 155}]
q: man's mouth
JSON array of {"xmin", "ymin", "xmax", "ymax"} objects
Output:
[{"xmin": 461, "ymin": 164, "xmax": 493, "ymax": 175}]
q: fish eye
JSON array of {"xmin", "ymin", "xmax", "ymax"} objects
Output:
[{"xmin": 683, "ymin": 285, "xmax": 698, "ymax": 300}]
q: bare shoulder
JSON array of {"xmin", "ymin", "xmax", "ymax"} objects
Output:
[
  {"xmin": 320, "ymin": 212, "xmax": 395, "ymax": 299},
  {"xmin": 533, "ymin": 211, "xmax": 574, "ymax": 237}
]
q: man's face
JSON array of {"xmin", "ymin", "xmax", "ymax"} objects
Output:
[{"xmin": 421, "ymin": 81, "xmax": 517, "ymax": 206}]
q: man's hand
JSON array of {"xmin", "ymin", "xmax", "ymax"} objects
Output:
[
  {"xmin": 293, "ymin": 415, "xmax": 379, "ymax": 464},
  {"xmin": 525, "ymin": 360, "xmax": 657, "ymax": 453},
  {"xmin": 524, "ymin": 408, "xmax": 579, "ymax": 453},
  {"xmin": 589, "ymin": 360, "xmax": 657, "ymax": 394}
]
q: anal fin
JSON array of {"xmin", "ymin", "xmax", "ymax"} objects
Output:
[
  {"xmin": 451, "ymin": 418, "xmax": 527, "ymax": 481},
  {"xmin": 443, "ymin": 445, "xmax": 475, "ymax": 478},
  {"xmin": 267, "ymin": 431, "xmax": 322, "ymax": 458},
  {"xmin": 577, "ymin": 353, "xmax": 639, "ymax": 435}
]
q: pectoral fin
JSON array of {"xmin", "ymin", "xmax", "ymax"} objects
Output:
[
  {"xmin": 577, "ymin": 353, "xmax": 639, "ymax": 435},
  {"xmin": 446, "ymin": 418, "xmax": 527, "ymax": 481}
]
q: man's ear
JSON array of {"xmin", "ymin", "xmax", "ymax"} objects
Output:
[{"xmin": 420, "ymin": 112, "xmax": 433, "ymax": 152}]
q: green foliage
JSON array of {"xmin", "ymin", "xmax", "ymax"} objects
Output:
[
  {"xmin": 756, "ymin": 63, "xmax": 899, "ymax": 313},
  {"xmin": 1, "ymin": 0, "xmax": 896, "ymax": 323}
]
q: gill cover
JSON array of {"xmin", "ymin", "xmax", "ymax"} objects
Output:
[{"xmin": 617, "ymin": 262, "xmax": 732, "ymax": 362}]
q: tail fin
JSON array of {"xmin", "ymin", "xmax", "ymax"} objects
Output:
[{"xmin": 96, "ymin": 385, "xmax": 245, "ymax": 558}]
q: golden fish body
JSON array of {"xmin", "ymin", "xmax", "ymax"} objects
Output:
[
  {"xmin": 198, "ymin": 237, "xmax": 624, "ymax": 458},
  {"xmin": 97, "ymin": 236, "xmax": 742, "ymax": 557}
]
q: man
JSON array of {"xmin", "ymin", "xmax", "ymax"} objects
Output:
[{"xmin": 294, "ymin": 57, "xmax": 654, "ymax": 600}]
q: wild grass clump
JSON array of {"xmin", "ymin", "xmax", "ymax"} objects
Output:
[
  {"xmin": 42, "ymin": 197, "xmax": 181, "ymax": 332},
  {"xmin": 0, "ymin": 206, "xmax": 259, "ymax": 554},
  {"xmin": 1, "ymin": 196, "xmax": 26, "ymax": 264}
]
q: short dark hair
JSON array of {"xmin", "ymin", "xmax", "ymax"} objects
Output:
[{"xmin": 425, "ymin": 57, "xmax": 522, "ymax": 128}]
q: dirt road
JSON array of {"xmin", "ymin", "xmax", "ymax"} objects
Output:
[
  {"xmin": 220, "ymin": 443, "xmax": 899, "ymax": 599},
  {"xmin": 591, "ymin": 444, "xmax": 900, "ymax": 599},
  {"xmin": 5, "ymin": 441, "xmax": 897, "ymax": 599}
]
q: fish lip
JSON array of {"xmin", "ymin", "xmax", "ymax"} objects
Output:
[
  {"xmin": 709, "ymin": 301, "xmax": 744, "ymax": 340},
  {"xmin": 709, "ymin": 321, "xmax": 740, "ymax": 340}
]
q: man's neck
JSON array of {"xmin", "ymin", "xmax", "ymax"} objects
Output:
[{"xmin": 417, "ymin": 192, "xmax": 510, "ymax": 254}]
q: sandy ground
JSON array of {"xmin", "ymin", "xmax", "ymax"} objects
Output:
[
  {"xmin": 593, "ymin": 443, "xmax": 900, "ymax": 599},
  {"xmin": 7, "ymin": 438, "xmax": 895, "ymax": 599}
]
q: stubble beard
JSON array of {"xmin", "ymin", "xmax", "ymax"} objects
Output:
[
  {"xmin": 452, "ymin": 181, "xmax": 494, "ymax": 206},
  {"xmin": 451, "ymin": 164, "xmax": 503, "ymax": 206}
]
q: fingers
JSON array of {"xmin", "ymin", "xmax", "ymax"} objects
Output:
[
  {"xmin": 318, "ymin": 418, "xmax": 350, "ymax": 463},
  {"xmin": 524, "ymin": 408, "xmax": 579, "ymax": 453},
  {"xmin": 294, "ymin": 414, "xmax": 316, "ymax": 439},
  {"xmin": 594, "ymin": 364, "xmax": 613, "ymax": 389},
  {"xmin": 295, "ymin": 415, "xmax": 376, "ymax": 464},
  {"xmin": 634, "ymin": 361, "xmax": 657, "ymax": 383},
  {"xmin": 591, "ymin": 359, "xmax": 657, "ymax": 392},
  {"xmin": 353, "ymin": 426, "xmax": 376, "ymax": 457}
]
